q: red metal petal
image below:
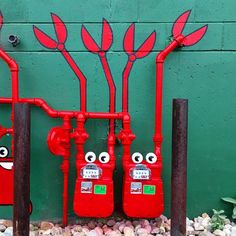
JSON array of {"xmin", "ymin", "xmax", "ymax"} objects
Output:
[
  {"xmin": 172, "ymin": 10, "xmax": 191, "ymax": 38},
  {"xmin": 183, "ymin": 25, "xmax": 208, "ymax": 46},
  {"xmin": 135, "ymin": 31, "xmax": 156, "ymax": 59},
  {"xmin": 51, "ymin": 13, "xmax": 67, "ymax": 44},
  {"xmin": 81, "ymin": 25, "xmax": 100, "ymax": 53},
  {"xmin": 33, "ymin": 26, "xmax": 57, "ymax": 49},
  {"xmin": 0, "ymin": 11, "xmax": 3, "ymax": 30},
  {"xmin": 123, "ymin": 23, "xmax": 135, "ymax": 55},
  {"xmin": 101, "ymin": 18, "xmax": 113, "ymax": 51}
]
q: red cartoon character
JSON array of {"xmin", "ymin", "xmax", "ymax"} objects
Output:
[{"xmin": 0, "ymin": 145, "xmax": 14, "ymax": 205}]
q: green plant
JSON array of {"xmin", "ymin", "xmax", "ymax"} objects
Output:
[
  {"xmin": 222, "ymin": 197, "xmax": 236, "ymax": 219},
  {"xmin": 210, "ymin": 209, "xmax": 227, "ymax": 232}
]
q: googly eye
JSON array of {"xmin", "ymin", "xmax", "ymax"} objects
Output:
[
  {"xmin": 131, "ymin": 152, "xmax": 143, "ymax": 164},
  {"xmin": 146, "ymin": 153, "xmax": 157, "ymax": 164},
  {"xmin": 0, "ymin": 146, "xmax": 9, "ymax": 158},
  {"xmin": 98, "ymin": 152, "xmax": 110, "ymax": 163},
  {"xmin": 85, "ymin": 152, "xmax": 96, "ymax": 163}
]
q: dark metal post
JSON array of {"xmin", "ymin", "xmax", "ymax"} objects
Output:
[
  {"xmin": 171, "ymin": 99, "xmax": 188, "ymax": 236},
  {"xmin": 13, "ymin": 103, "xmax": 31, "ymax": 236}
]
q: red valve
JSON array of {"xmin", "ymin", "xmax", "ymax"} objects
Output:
[
  {"xmin": 47, "ymin": 127, "xmax": 70, "ymax": 156},
  {"xmin": 118, "ymin": 129, "xmax": 136, "ymax": 145}
]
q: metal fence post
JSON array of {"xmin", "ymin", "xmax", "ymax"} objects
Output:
[
  {"xmin": 13, "ymin": 103, "xmax": 31, "ymax": 236},
  {"xmin": 171, "ymin": 99, "xmax": 188, "ymax": 236}
]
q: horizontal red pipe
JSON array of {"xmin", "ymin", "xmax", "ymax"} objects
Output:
[{"xmin": 0, "ymin": 97, "xmax": 126, "ymax": 120}]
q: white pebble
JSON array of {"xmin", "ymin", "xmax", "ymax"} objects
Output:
[
  {"xmin": 232, "ymin": 226, "xmax": 236, "ymax": 236},
  {"xmin": 0, "ymin": 225, "xmax": 6, "ymax": 232},
  {"xmin": 107, "ymin": 220, "xmax": 116, "ymax": 227},
  {"xmin": 4, "ymin": 227, "xmax": 13, "ymax": 236},
  {"xmin": 194, "ymin": 222, "xmax": 204, "ymax": 231},
  {"xmin": 151, "ymin": 227, "xmax": 159, "ymax": 234},
  {"xmin": 124, "ymin": 226, "xmax": 135, "ymax": 236},
  {"xmin": 213, "ymin": 229, "xmax": 226, "ymax": 236},
  {"xmin": 87, "ymin": 230, "xmax": 99, "ymax": 236},
  {"xmin": 223, "ymin": 229, "xmax": 231, "ymax": 236},
  {"xmin": 118, "ymin": 223, "xmax": 125, "ymax": 233}
]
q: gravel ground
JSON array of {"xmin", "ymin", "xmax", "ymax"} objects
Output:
[{"xmin": 0, "ymin": 214, "xmax": 235, "ymax": 236}]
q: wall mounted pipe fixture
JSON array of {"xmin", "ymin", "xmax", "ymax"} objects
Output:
[
  {"xmin": 122, "ymin": 10, "xmax": 207, "ymax": 218},
  {"xmin": 0, "ymin": 9, "xmax": 207, "ymax": 225},
  {"xmin": 8, "ymin": 35, "xmax": 20, "ymax": 47}
]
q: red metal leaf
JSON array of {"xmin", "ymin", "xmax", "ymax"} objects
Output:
[
  {"xmin": 135, "ymin": 31, "xmax": 156, "ymax": 59},
  {"xmin": 182, "ymin": 25, "xmax": 208, "ymax": 46},
  {"xmin": 33, "ymin": 26, "xmax": 57, "ymax": 49},
  {"xmin": 123, "ymin": 23, "xmax": 135, "ymax": 55},
  {"xmin": 0, "ymin": 11, "xmax": 3, "ymax": 30},
  {"xmin": 101, "ymin": 18, "xmax": 113, "ymax": 51},
  {"xmin": 172, "ymin": 10, "xmax": 191, "ymax": 38},
  {"xmin": 81, "ymin": 25, "xmax": 100, "ymax": 53},
  {"xmin": 51, "ymin": 13, "xmax": 67, "ymax": 44}
]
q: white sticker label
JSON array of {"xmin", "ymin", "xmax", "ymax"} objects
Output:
[
  {"xmin": 82, "ymin": 169, "xmax": 100, "ymax": 179},
  {"xmin": 131, "ymin": 182, "xmax": 142, "ymax": 194},
  {"xmin": 81, "ymin": 182, "xmax": 92, "ymax": 193},
  {"xmin": 133, "ymin": 169, "xmax": 150, "ymax": 180}
]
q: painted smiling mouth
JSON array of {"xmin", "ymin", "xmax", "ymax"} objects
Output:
[
  {"xmin": 81, "ymin": 163, "xmax": 102, "ymax": 179},
  {"xmin": 129, "ymin": 164, "xmax": 151, "ymax": 180},
  {"xmin": 0, "ymin": 160, "xmax": 13, "ymax": 170}
]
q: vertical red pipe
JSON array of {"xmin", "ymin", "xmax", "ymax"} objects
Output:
[
  {"xmin": 60, "ymin": 116, "xmax": 71, "ymax": 226},
  {"xmin": 154, "ymin": 36, "xmax": 184, "ymax": 156},
  {"xmin": 60, "ymin": 49, "xmax": 87, "ymax": 112},
  {"xmin": 122, "ymin": 60, "xmax": 134, "ymax": 113},
  {"xmin": 99, "ymin": 54, "xmax": 116, "ymax": 160},
  {"xmin": 0, "ymin": 48, "xmax": 19, "ymax": 156}
]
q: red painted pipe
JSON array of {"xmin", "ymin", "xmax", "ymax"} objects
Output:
[
  {"xmin": 0, "ymin": 98, "xmax": 127, "ymax": 120},
  {"xmin": 60, "ymin": 116, "xmax": 71, "ymax": 226},
  {"xmin": 61, "ymin": 49, "xmax": 87, "ymax": 112},
  {"xmin": 0, "ymin": 46, "xmax": 130, "ymax": 224},
  {"xmin": 153, "ymin": 35, "xmax": 185, "ymax": 157},
  {"xmin": 0, "ymin": 48, "xmax": 19, "ymax": 156},
  {"xmin": 122, "ymin": 59, "xmax": 134, "ymax": 113},
  {"xmin": 0, "ymin": 49, "xmax": 19, "ymax": 102},
  {"xmin": 99, "ymin": 53, "xmax": 116, "ymax": 160}
]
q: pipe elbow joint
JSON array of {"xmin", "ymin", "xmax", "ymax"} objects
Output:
[
  {"xmin": 122, "ymin": 113, "xmax": 131, "ymax": 123},
  {"xmin": 9, "ymin": 59, "xmax": 19, "ymax": 71},
  {"xmin": 156, "ymin": 53, "xmax": 166, "ymax": 63}
]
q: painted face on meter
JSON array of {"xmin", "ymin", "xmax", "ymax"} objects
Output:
[
  {"xmin": 81, "ymin": 151, "xmax": 110, "ymax": 179},
  {"xmin": 129, "ymin": 152, "xmax": 158, "ymax": 180}
]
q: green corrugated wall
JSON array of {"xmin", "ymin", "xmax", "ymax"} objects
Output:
[{"xmin": 0, "ymin": 0, "xmax": 236, "ymax": 220}]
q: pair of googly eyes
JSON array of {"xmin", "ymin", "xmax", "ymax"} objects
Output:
[
  {"xmin": 85, "ymin": 152, "xmax": 110, "ymax": 164},
  {"xmin": 132, "ymin": 152, "xmax": 157, "ymax": 164}
]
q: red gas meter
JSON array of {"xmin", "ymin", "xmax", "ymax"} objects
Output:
[
  {"xmin": 122, "ymin": 152, "xmax": 163, "ymax": 217},
  {"xmin": 0, "ymin": 146, "xmax": 14, "ymax": 205},
  {"xmin": 73, "ymin": 150, "xmax": 115, "ymax": 217}
]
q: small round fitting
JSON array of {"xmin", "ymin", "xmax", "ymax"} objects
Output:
[{"xmin": 8, "ymin": 35, "xmax": 20, "ymax": 47}]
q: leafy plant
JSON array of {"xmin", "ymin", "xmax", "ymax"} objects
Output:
[
  {"xmin": 210, "ymin": 209, "xmax": 227, "ymax": 232},
  {"xmin": 222, "ymin": 197, "xmax": 236, "ymax": 219}
]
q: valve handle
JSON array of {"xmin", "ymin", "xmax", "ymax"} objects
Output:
[{"xmin": 47, "ymin": 127, "xmax": 70, "ymax": 156}]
